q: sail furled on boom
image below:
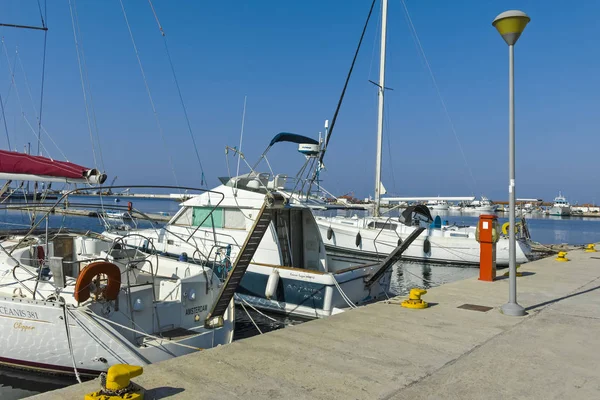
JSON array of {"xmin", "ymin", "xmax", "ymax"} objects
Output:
[{"xmin": 0, "ymin": 149, "xmax": 106, "ymax": 184}]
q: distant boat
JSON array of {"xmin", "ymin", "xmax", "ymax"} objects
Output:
[
  {"xmin": 463, "ymin": 196, "xmax": 498, "ymax": 213},
  {"xmin": 549, "ymin": 192, "xmax": 571, "ymax": 216},
  {"xmin": 427, "ymin": 199, "xmax": 449, "ymax": 211}
]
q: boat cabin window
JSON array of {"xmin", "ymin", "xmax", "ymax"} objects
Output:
[
  {"xmin": 172, "ymin": 206, "xmax": 245, "ymax": 229},
  {"xmin": 192, "ymin": 207, "xmax": 223, "ymax": 228},
  {"xmin": 223, "ymin": 208, "xmax": 246, "ymax": 229},
  {"xmin": 368, "ymin": 221, "xmax": 397, "ymax": 230},
  {"xmin": 172, "ymin": 207, "xmax": 193, "ymax": 226}
]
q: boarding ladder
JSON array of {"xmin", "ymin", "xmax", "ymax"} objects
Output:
[
  {"xmin": 365, "ymin": 227, "xmax": 426, "ymax": 287},
  {"xmin": 205, "ymin": 193, "xmax": 287, "ymax": 328}
]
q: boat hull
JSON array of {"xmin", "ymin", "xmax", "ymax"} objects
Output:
[
  {"xmin": 237, "ymin": 263, "xmax": 391, "ymax": 319},
  {"xmin": 317, "ymin": 219, "xmax": 530, "ymax": 267},
  {"xmin": 0, "ymin": 295, "xmax": 234, "ymax": 376}
]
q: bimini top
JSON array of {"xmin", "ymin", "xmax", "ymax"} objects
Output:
[{"xmin": 269, "ymin": 132, "xmax": 318, "ymax": 147}]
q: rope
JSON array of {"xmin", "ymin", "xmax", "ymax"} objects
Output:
[
  {"xmin": 77, "ymin": 309, "xmax": 204, "ymax": 351},
  {"xmin": 329, "ymin": 274, "xmax": 357, "ymax": 309},
  {"xmin": 400, "ymin": 0, "xmax": 477, "ymax": 194},
  {"xmin": 63, "ymin": 305, "xmax": 82, "ymax": 383},
  {"xmin": 234, "ymin": 293, "xmax": 281, "ymax": 324},
  {"xmin": 240, "ymin": 301, "xmax": 263, "ymax": 334},
  {"xmin": 118, "ymin": 0, "xmax": 179, "ymax": 187},
  {"xmin": 146, "ymin": 0, "xmax": 206, "ymax": 186}
]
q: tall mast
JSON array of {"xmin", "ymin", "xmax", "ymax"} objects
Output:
[{"xmin": 374, "ymin": 0, "xmax": 388, "ymax": 217}]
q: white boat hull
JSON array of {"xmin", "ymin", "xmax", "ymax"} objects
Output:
[{"xmin": 316, "ymin": 218, "xmax": 530, "ymax": 266}]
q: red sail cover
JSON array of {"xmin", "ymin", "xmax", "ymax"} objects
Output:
[{"xmin": 0, "ymin": 149, "xmax": 92, "ymax": 180}]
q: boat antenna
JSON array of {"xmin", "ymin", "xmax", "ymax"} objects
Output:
[
  {"xmin": 313, "ymin": 0, "xmax": 377, "ymax": 181},
  {"xmin": 234, "ymin": 96, "xmax": 248, "ymax": 194}
]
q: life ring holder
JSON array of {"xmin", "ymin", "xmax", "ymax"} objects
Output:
[
  {"xmin": 74, "ymin": 261, "xmax": 122, "ymax": 303},
  {"xmin": 501, "ymin": 221, "xmax": 522, "ymax": 235}
]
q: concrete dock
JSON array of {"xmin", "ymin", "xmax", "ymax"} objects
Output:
[{"xmin": 30, "ymin": 248, "xmax": 600, "ymax": 399}]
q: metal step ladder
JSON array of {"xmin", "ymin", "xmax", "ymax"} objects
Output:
[
  {"xmin": 205, "ymin": 193, "xmax": 287, "ymax": 328},
  {"xmin": 276, "ymin": 218, "xmax": 292, "ymax": 267},
  {"xmin": 365, "ymin": 227, "xmax": 425, "ymax": 287}
]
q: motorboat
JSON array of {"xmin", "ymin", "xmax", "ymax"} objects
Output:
[
  {"xmin": 549, "ymin": 192, "xmax": 571, "ymax": 216},
  {"xmin": 103, "ymin": 168, "xmax": 393, "ymax": 319}
]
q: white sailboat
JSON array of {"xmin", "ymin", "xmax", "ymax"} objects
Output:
[
  {"xmin": 0, "ymin": 183, "xmax": 235, "ymax": 377},
  {"xmin": 0, "ymin": 9, "xmax": 233, "ymax": 377},
  {"xmin": 313, "ymin": 0, "xmax": 531, "ymax": 267}
]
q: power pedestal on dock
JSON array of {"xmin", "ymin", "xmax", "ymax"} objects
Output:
[{"xmin": 476, "ymin": 214, "xmax": 498, "ymax": 281}]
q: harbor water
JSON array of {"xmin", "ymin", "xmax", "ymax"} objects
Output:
[{"xmin": 2, "ymin": 197, "xmax": 600, "ymax": 398}]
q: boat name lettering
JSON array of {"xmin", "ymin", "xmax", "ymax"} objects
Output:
[
  {"xmin": 289, "ymin": 272, "xmax": 315, "ymax": 280},
  {"xmin": 13, "ymin": 322, "xmax": 35, "ymax": 332},
  {"xmin": 185, "ymin": 305, "xmax": 207, "ymax": 315},
  {"xmin": 0, "ymin": 306, "xmax": 38, "ymax": 320},
  {"xmin": 286, "ymin": 284, "xmax": 323, "ymax": 301}
]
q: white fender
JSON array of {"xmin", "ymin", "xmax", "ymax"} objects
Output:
[{"xmin": 265, "ymin": 269, "xmax": 280, "ymax": 299}]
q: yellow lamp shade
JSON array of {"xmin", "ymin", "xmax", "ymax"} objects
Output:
[{"xmin": 492, "ymin": 10, "xmax": 530, "ymax": 46}]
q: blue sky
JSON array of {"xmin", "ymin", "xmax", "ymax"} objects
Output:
[{"xmin": 0, "ymin": 1, "xmax": 598, "ymax": 204}]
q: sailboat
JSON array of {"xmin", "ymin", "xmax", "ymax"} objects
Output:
[
  {"xmin": 313, "ymin": 0, "xmax": 531, "ymax": 266},
  {"xmin": 0, "ymin": 188, "xmax": 235, "ymax": 376},
  {"xmin": 0, "ymin": 10, "xmax": 233, "ymax": 377}
]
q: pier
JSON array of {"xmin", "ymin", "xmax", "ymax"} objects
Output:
[
  {"xmin": 4, "ymin": 205, "xmax": 172, "ymax": 222},
  {"xmin": 30, "ymin": 248, "xmax": 600, "ymax": 399}
]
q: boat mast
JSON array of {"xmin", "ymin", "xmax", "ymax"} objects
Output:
[{"xmin": 374, "ymin": 0, "xmax": 388, "ymax": 217}]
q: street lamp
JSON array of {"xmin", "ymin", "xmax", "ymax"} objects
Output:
[{"xmin": 493, "ymin": 10, "xmax": 530, "ymax": 317}]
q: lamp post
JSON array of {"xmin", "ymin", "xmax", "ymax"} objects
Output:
[{"xmin": 493, "ymin": 10, "xmax": 530, "ymax": 317}]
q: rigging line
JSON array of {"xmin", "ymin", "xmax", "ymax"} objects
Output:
[
  {"xmin": 36, "ymin": 0, "xmax": 47, "ymax": 27},
  {"xmin": 1, "ymin": 41, "xmax": 44, "ymax": 154},
  {"xmin": 68, "ymin": 0, "xmax": 99, "ymax": 168},
  {"xmin": 0, "ymin": 93, "xmax": 9, "ymax": 150},
  {"xmin": 146, "ymin": 0, "xmax": 206, "ymax": 185},
  {"xmin": 384, "ymin": 102, "xmax": 397, "ymax": 195},
  {"xmin": 367, "ymin": 0, "xmax": 382, "ymax": 82},
  {"xmin": 0, "ymin": 42, "xmax": 8, "ymax": 150},
  {"xmin": 36, "ymin": 15, "xmax": 48, "ymax": 156},
  {"xmin": 15, "ymin": 51, "xmax": 68, "ymax": 160},
  {"xmin": 71, "ymin": 0, "xmax": 105, "ymax": 172},
  {"xmin": 118, "ymin": 0, "xmax": 180, "ymax": 187},
  {"xmin": 317, "ymin": 0, "xmax": 377, "ymax": 170},
  {"xmin": 17, "ymin": 50, "xmax": 40, "ymax": 128},
  {"xmin": 400, "ymin": 0, "xmax": 477, "ymax": 192},
  {"xmin": 235, "ymin": 96, "xmax": 247, "ymax": 194}
]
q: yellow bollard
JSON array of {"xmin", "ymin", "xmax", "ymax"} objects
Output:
[
  {"xmin": 555, "ymin": 251, "xmax": 569, "ymax": 262},
  {"xmin": 585, "ymin": 244, "xmax": 597, "ymax": 253},
  {"xmin": 85, "ymin": 364, "xmax": 145, "ymax": 400},
  {"xmin": 401, "ymin": 288, "xmax": 429, "ymax": 309},
  {"xmin": 503, "ymin": 264, "xmax": 523, "ymax": 277}
]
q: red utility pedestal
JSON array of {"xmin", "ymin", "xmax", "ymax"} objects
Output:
[{"xmin": 477, "ymin": 214, "xmax": 498, "ymax": 281}]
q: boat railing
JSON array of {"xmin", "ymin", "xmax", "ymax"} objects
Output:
[
  {"xmin": 0, "ymin": 185, "xmax": 224, "ymax": 258},
  {"xmin": 372, "ymin": 216, "xmax": 403, "ymax": 260}
]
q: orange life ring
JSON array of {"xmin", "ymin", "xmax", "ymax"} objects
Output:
[{"xmin": 74, "ymin": 261, "xmax": 122, "ymax": 303}]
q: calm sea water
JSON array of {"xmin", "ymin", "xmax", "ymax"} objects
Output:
[{"xmin": 1, "ymin": 198, "xmax": 599, "ymax": 398}]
